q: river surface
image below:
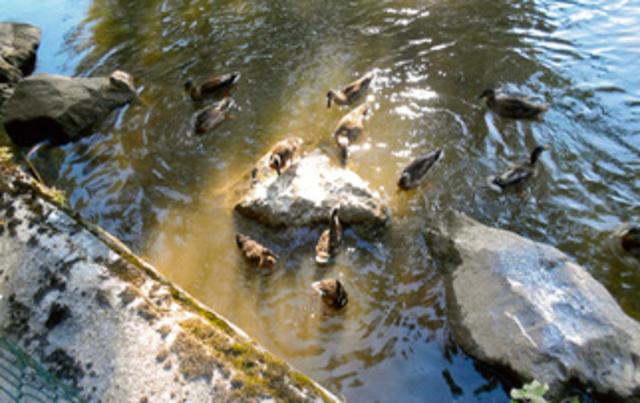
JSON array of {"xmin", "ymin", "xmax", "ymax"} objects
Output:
[{"xmin": 3, "ymin": 1, "xmax": 639, "ymax": 401}]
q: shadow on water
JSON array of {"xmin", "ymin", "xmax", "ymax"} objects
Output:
[{"xmin": 3, "ymin": 0, "xmax": 640, "ymax": 401}]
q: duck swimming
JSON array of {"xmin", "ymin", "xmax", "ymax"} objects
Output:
[
  {"xmin": 185, "ymin": 72, "xmax": 241, "ymax": 101},
  {"xmin": 311, "ymin": 278, "xmax": 348, "ymax": 310},
  {"xmin": 333, "ymin": 102, "xmax": 371, "ymax": 165},
  {"xmin": 194, "ymin": 97, "xmax": 234, "ymax": 135},
  {"xmin": 327, "ymin": 71, "xmax": 374, "ymax": 108},
  {"xmin": 620, "ymin": 225, "xmax": 640, "ymax": 255},
  {"xmin": 489, "ymin": 145, "xmax": 549, "ymax": 191},
  {"xmin": 479, "ymin": 89, "xmax": 548, "ymax": 119},
  {"xmin": 398, "ymin": 149, "xmax": 443, "ymax": 191},
  {"xmin": 315, "ymin": 206, "xmax": 342, "ymax": 265},
  {"xmin": 235, "ymin": 233, "xmax": 277, "ymax": 269},
  {"xmin": 268, "ymin": 137, "xmax": 303, "ymax": 175}
]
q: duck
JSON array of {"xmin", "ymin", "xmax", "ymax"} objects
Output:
[
  {"xmin": 327, "ymin": 71, "xmax": 374, "ymax": 108},
  {"xmin": 315, "ymin": 206, "xmax": 343, "ymax": 265},
  {"xmin": 333, "ymin": 102, "xmax": 371, "ymax": 165},
  {"xmin": 489, "ymin": 145, "xmax": 549, "ymax": 191},
  {"xmin": 235, "ymin": 233, "xmax": 277, "ymax": 269},
  {"xmin": 620, "ymin": 225, "xmax": 640, "ymax": 255},
  {"xmin": 398, "ymin": 149, "xmax": 443, "ymax": 191},
  {"xmin": 311, "ymin": 278, "xmax": 348, "ymax": 310},
  {"xmin": 268, "ymin": 137, "xmax": 303, "ymax": 175},
  {"xmin": 184, "ymin": 72, "xmax": 241, "ymax": 101},
  {"xmin": 478, "ymin": 89, "xmax": 548, "ymax": 119},
  {"xmin": 194, "ymin": 97, "xmax": 234, "ymax": 135}
]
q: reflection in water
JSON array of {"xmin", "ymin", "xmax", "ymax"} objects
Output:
[{"xmin": 3, "ymin": 0, "xmax": 640, "ymax": 401}]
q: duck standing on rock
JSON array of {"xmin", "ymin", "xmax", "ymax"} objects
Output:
[
  {"xmin": 194, "ymin": 97, "xmax": 235, "ymax": 135},
  {"xmin": 268, "ymin": 137, "xmax": 303, "ymax": 175},
  {"xmin": 489, "ymin": 145, "xmax": 550, "ymax": 191},
  {"xmin": 333, "ymin": 102, "xmax": 371, "ymax": 166},
  {"xmin": 327, "ymin": 71, "xmax": 374, "ymax": 108},
  {"xmin": 311, "ymin": 279, "xmax": 348, "ymax": 310},
  {"xmin": 235, "ymin": 233, "xmax": 277, "ymax": 269},
  {"xmin": 315, "ymin": 206, "xmax": 342, "ymax": 265},
  {"xmin": 398, "ymin": 148, "xmax": 443, "ymax": 191},
  {"xmin": 478, "ymin": 88, "xmax": 548, "ymax": 119},
  {"xmin": 185, "ymin": 72, "xmax": 241, "ymax": 101}
]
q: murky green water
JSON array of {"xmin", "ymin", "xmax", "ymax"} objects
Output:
[{"xmin": 3, "ymin": 0, "xmax": 639, "ymax": 401}]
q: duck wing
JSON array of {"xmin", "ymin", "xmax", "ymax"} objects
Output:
[
  {"xmin": 494, "ymin": 95, "xmax": 548, "ymax": 118},
  {"xmin": 492, "ymin": 164, "xmax": 533, "ymax": 188},
  {"xmin": 199, "ymin": 72, "xmax": 241, "ymax": 95}
]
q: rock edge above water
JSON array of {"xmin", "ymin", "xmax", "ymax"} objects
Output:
[{"xmin": 425, "ymin": 210, "xmax": 640, "ymax": 402}]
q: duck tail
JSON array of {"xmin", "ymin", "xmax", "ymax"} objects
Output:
[
  {"xmin": 231, "ymin": 72, "xmax": 242, "ymax": 85},
  {"xmin": 487, "ymin": 176, "xmax": 503, "ymax": 193}
]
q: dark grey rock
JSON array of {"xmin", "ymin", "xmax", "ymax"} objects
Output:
[
  {"xmin": 425, "ymin": 211, "xmax": 640, "ymax": 401},
  {"xmin": 0, "ymin": 22, "xmax": 41, "ymax": 106},
  {"xmin": 235, "ymin": 149, "xmax": 391, "ymax": 228},
  {"xmin": 3, "ymin": 71, "xmax": 135, "ymax": 147}
]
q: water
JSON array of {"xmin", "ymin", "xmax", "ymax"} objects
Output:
[{"xmin": 3, "ymin": 0, "xmax": 639, "ymax": 401}]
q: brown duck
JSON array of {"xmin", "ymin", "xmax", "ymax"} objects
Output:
[
  {"xmin": 333, "ymin": 102, "xmax": 371, "ymax": 165},
  {"xmin": 268, "ymin": 137, "xmax": 303, "ymax": 175},
  {"xmin": 194, "ymin": 98, "xmax": 234, "ymax": 135},
  {"xmin": 311, "ymin": 278, "xmax": 348, "ymax": 310},
  {"xmin": 489, "ymin": 145, "xmax": 549, "ymax": 191},
  {"xmin": 327, "ymin": 71, "xmax": 374, "ymax": 108},
  {"xmin": 398, "ymin": 149, "xmax": 443, "ymax": 191},
  {"xmin": 479, "ymin": 89, "xmax": 548, "ymax": 119},
  {"xmin": 235, "ymin": 234, "xmax": 277, "ymax": 269},
  {"xmin": 315, "ymin": 206, "xmax": 342, "ymax": 265},
  {"xmin": 185, "ymin": 72, "xmax": 241, "ymax": 101}
]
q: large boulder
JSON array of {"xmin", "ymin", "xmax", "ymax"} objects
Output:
[
  {"xmin": 0, "ymin": 22, "xmax": 41, "ymax": 106},
  {"xmin": 425, "ymin": 211, "xmax": 640, "ymax": 401},
  {"xmin": 235, "ymin": 149, "xmax": 390, "ymax": 228},
  {"xmin": 3, "ymin": 71, "xmax": 136, "ymax": 147}
]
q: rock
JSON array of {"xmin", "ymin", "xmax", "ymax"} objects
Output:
[
  {"xmin": 0, "ymin": 22, "xmax": 41, "ymax": 106},
  {"xmin": 0, "ymin": 159, "xmax": 339, "ymax": 402},
  {"xmin": 235, "ymin": 149, "xmax": 390, "ymax": 228},
  {"xmin": 425, "ymin": 211, "xmax": 640, "ymax": 401},
  {"xmin": 3, "ymin": 71, "xmax": 136, "ymax": 147}
]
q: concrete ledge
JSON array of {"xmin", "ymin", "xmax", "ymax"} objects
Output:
[{"xmin": 0, "ymin": 154, "xmax": 339, "ymax": 402}]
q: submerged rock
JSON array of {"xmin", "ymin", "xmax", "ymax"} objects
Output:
[
  {"xmin": 425, "ymin": 211, "xmax": 640, "ymax": 401},
  {"xmin": 3, "ymin": 71, "xmax": 136, "ymax": 147},
  {"xmin": 0, "ymin": 22, "xmax": 41, "ymax": 107},
  {"xmin": 235, "ymin": 149, "xmax": 390, "ymax": 228}
]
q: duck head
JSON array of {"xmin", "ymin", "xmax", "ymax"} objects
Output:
[
  {"xmin": 397, "ymin": 172, "xmax": 412, "ymax": 190},
  {"xmin": 530, "ymin": 145, "xmax": 550, "ymax": 165},
  {"xmin": 621, "ymin": 226, "xmax": 640, "ymax": 253},
  {"xmin": 327, "ymin": 90, "xmax": 336, "ymax": 108},
  {"xmin": 478, "ymin": 88, "xmax": 495, "ymax": 100}
]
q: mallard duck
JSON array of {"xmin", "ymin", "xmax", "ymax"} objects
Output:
[
  {"xmin": 311, "ymin": 279, "xmax": 348, "ymax": 309},
  {"xmin": 327, "ymin": 71, "xmax": 374, "ymax": 108},
  {"xmin": 478, "ymin": 89, "xmax": 548, "ymax": 119},
  {"xmin": 235, "ymin": 233, "xmax": 277, "ymax": 269},
  {"xmin": 398, "ymin": 149, "xmax": 443, "ymax": 191},
  {"xmin": 315, "ymin": 206, "xmax": 342, "ymax": 265},
  {"xmin": 489, "ymin": 145, "xmax": 549, "ymax": 191},
  {"xmin": 194, "ymin": 97, "xmax": 234, "ymax": 135},
  {"xmin": 185, "ymin": 72, "xmax": 241, "ymax": 101},
  {"xmin": 620, "ymin": 226, "xmax": 640, "ymax": 255},
  {"xmin": 268, "ymin": 137, "xmax": 303, "ymax": 175},
  {"xmin": 333, "ymin": 103, "xmax": 371, "ymax": 165}
]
